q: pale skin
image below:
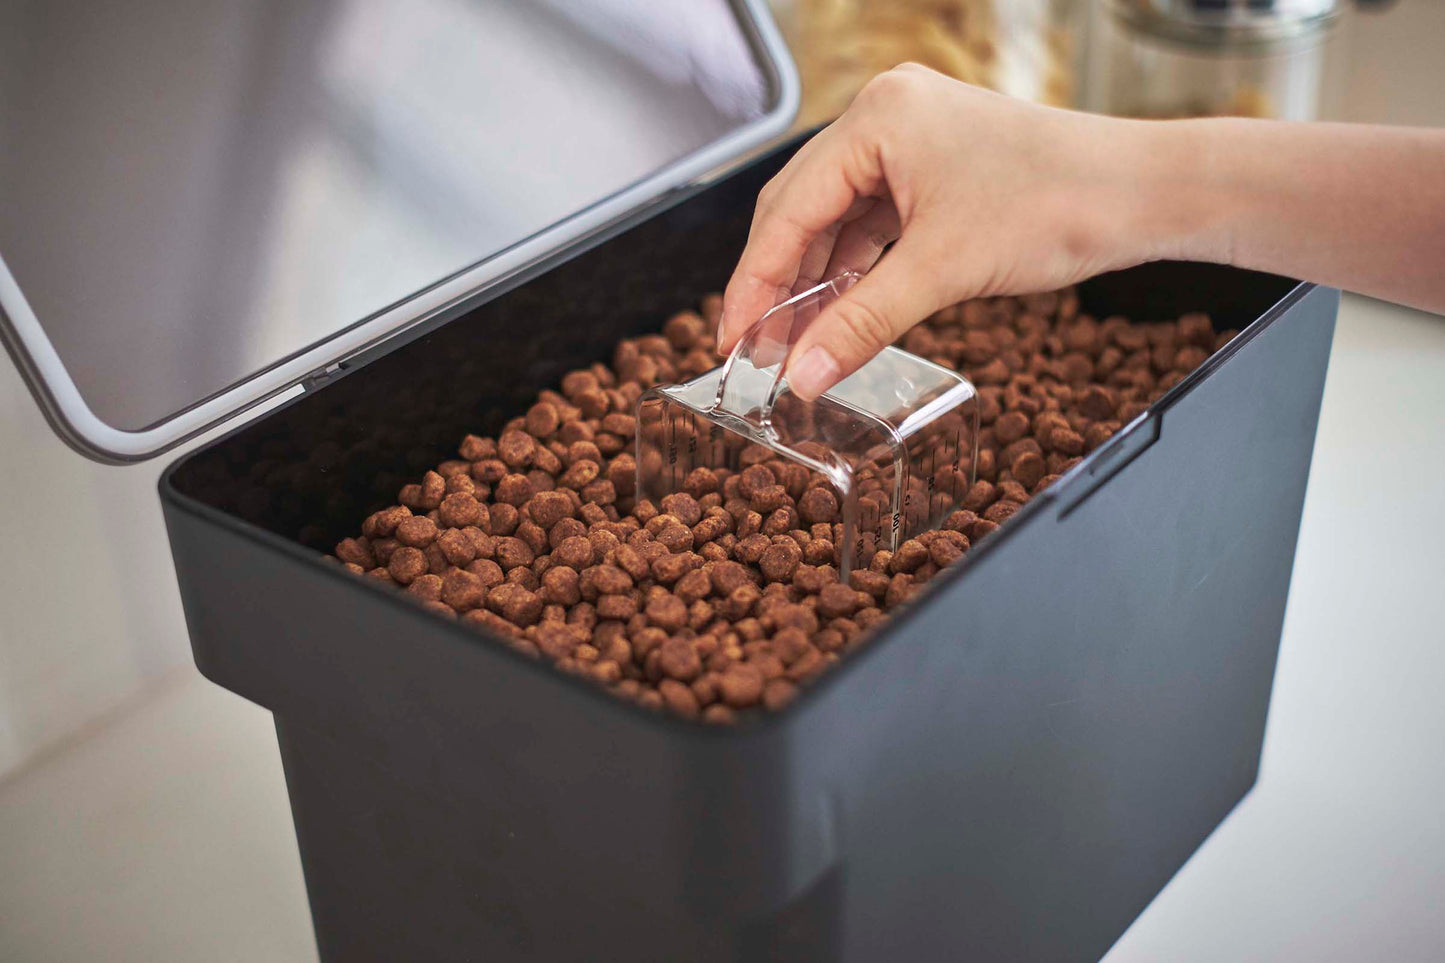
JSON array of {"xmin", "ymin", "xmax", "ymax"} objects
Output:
[{"xmin": 719, "ymin": 63, "xmax": 1445, "ymax": 401}]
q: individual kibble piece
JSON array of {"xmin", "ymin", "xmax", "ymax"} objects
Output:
[
  {"xmin": 758, "ymin": 539, "xmax": 803, "ymax": 583},
  {"xmin": 386, "ymin": 546, "xmax": 428, "ymax": 584},
  {"xmin": 527, "ymin": 491, "xmax": 573, "ymax": 529},
  {"xmin": 816, "ymin": 583, "xmax": 864, "ymax": 620},
  {"xmin": 718, "ymin": 664, "xmax": 764, "ymax": 708},
  {"xmin": 407, "ymin": 574, "xmax": 444, "ymax": 602},
  {"xmin": 498, "ymin": 429, "xmax": 536, "ymax": 469},
  {"xmin": 657, "ymin": 636, "xmax": 702, "ymax": 681},
  {"xmin": 658, "ymin": 678, "xmax": 700, "ymax": 719},
  {"xmin": 395, "ymin": 516, "xmax": 438, "ymax": 548},
  {"xmin": 335, "ymin": 537, "xmax": 375, "ymax": 569},
  {"xmin": 660, "ymin": 492, "xmax": 702, "ymax": 527},
  {"xmin": 646, "ymin": 595, "xmax": 689, "ymax": 633}
]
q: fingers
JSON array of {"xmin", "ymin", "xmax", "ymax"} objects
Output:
[
  {"xmin": 782, "ymin": 234, "xmax": 946, "ymax": 401},
  {"xmin": 822, "ymin": 201, "xmax": 901, "ymax": 281},
  {"xmin": 719, "ymin": 123, "xmax": 886, "ymax": 353}
]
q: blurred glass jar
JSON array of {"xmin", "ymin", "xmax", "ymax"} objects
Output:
[
  {"xmin": 773, "ymin": 0, "xmax": 1088, "ymax": 129},
  {"xmin": 1083, "ymin": 0, "xmax": 1344, "ymax": 120}
]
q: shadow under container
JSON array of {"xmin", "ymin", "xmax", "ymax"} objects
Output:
[{"xmin": 160, "ymin": 135, "xmax": 1339, "ymax": 962}]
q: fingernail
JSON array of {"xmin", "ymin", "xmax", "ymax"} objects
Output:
[
  {"xmin": 786, "ymin": 346, "xmax": 840, "ymax": 401},
  {"xmin": 716, "ymin": 308, "xmax": 731, "ymax": 353}
]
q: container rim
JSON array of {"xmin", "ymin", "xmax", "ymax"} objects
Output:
[{"xmin": 160, "ymin": 276, "xmax": 1318, "ymax": 737}]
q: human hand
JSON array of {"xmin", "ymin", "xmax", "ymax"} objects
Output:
[{"xmin": 718, "ymin": 64, "xmax": 1188, "ymax": 400}]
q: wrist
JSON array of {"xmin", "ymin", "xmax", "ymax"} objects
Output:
[{"xmin": 1122, "ymin": 118, "xmax": 1237, "ymax": 267}]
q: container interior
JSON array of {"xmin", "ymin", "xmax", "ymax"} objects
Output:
[{"xmin": 166, "ymin": 139, "xmax": 1298, "ymax": 562}]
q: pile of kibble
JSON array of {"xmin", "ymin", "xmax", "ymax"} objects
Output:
[{"xmin": 333, "ymin": 287, "xmax": 1234, "ymax": 722}]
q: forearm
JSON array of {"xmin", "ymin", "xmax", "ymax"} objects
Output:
[{"xmin": 1137, "ymin": 118, "xmax": 1445, "ymax": 314}]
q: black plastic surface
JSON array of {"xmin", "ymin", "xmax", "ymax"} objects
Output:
[{"xmin": 160, "ymin": 135, "xmax": 1337, "ymax": 962}]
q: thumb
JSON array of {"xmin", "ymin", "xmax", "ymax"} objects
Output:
[{"xmin": 783, "ymin": 237, "xmax": 947, "ymax": 401}]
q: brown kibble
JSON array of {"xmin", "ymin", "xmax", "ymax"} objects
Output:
[
  {"xmin": 586, "ymin": 563, "xmax": 633, "ymax": 595},
  {"xmin": 541, "ymin": 566, "xmax": 581, "ymax": 606},
  {"xmin": 762, "ymin": 678, "xmax": 798, "ymax": 712},
  {"xmin": 659, "ymin": 492, "xmax": 702, "ymax": 527},
  {"xmin": 710, "ymin": 560, "xmax": 755, "ymax": 596},
  {"xmin": 495, "ymin": 474, "xmax": 534, "ymax": 507},
  {"xmin": 646, "ymin": 595, "xmax": 689, "ymax": 633},
  {"xmin": 335, "ymin": 537, "xmax": 375, "ymax": 569},
  {"xmin": 498, "ymin": 430, "xmax": 536, "ymax": 469},
  {"xmin": 340, "ymin": 287, "xmax": 1210, "ymax": 712},
  {"xmin": 890, "ymin": 539, "xmax": 928, "ymax": 574},
  {"xmin": 761, "ymin": 507, "xmax": 799, "ymax": 536},
  {"xmin": 601, "ymin": 413, "xmax": 636, "ymax": 439},
  {"xmin": 749, "ymin": 484, "xmax": 789, "ymax": 514},
  {"xmin": 884, "ymin": 573, "xmax": 915, "ymax": 608},
  {"xmin": 1076, "ymin": 385, "xmax": 1116, "ymax": 421},
  {"xmin": 488, "ymin": 584, "xmax": 544, "ymax": 626},
  {"xmin": 441, "ymin": 569, "xmax": 486, "ymax": 610},
  {"xmin": 534, "ymin": 622, "xmax": 581, "ymax": 660},
  {"xmin": 362, "ymin": 505, "xmax": 411, "ymax": 538},
  {"xmin": 471, "ymin": 458, "xmax": 509, "ymax": 484},
  {"xmin": 737, "ymin": 464, "xmax": 776, "ymax": 499},
  {"xmin": 1048, "ymin": 426, "xmax": 1085, "ymax": 457},
  {"xmin": 494, "ymin": 536, "xmax": 535, "ymax": 570},
  {"xmin": 387, "ymin": 546, "xmax": 427, "ymax": 584},
  {"xmin": 993, "ymin": 410, "xmax": 1030, "ymax": 445},
  {"xmin": 652, "ymin": 516, "xmax": 694, "ymax": 553},
  {"xmin": 613, "ymin": 543, "xmax": 651, "ymax": 581},
  {"xmin": 675, "ymin": 568, "xmax": 712, "ymax": 604},
  {"xmin": 797, "ymin": 486, "xmax": 839, "ymax": 525},
  {"xmin": 702, "ymin": 704, "xmax": 736, "ymax": 725},
  {"xmin": 1011, "ymin": 450, "xmax": 1046, "ymax": 490},
  {"xmin": 1174, "ymin": 345, "xmax": 1209, "ymax": 372},
  {"xmin": 554, "ymin": 535, "xmax": 595, "ymax": 570},
  {"xmin": 657, "ymin": 636, "xmax": 702, "ymax": 681},
  {"xmin": 718, "ymin": 664, "xmax": 764, "ymax": 708},
  {"xmin": 580, "ymin": 479, "xmax": 617, "ymax": 506},
  {"xmin": 929, "ymin": 536, "xmax": 966, "ymax": 567},
  {"xmin": 458, "ymin": 434, "xmax": 495, "ymax": 461},
  {"xmin": 467, "ymin": 557, "xmax": 504, "ymax": 588},
  {"xmin": 407, "ymin": 574, "xmax": 444, "ymax": 602},
  {"xmin": 962, "ymin": 479, "xmax": 997, "ymax": 512},
  {"xmin": 527, "ymin": 491, "xmax": 573, "ymax": 529},
  {"xmin": 395, "ymin": 515, "xmax": 438, "ymax": 548},
  {"xmin": 758, "ymin": 539, "xmax": 803, "ymax": 583},
  {"xmin": 594, "ymin": 593, "xmax": 636, "ymax": 621},
  {"xmin": 525, "ymin": 402, "xmax": 561, "ymax": 438},
  {"xmin": 561, "ymin": 369, "xmax": 599, "ymax": 400},
  {"xmin": 984, "ymin": 499, "xmax": 1023, "ymax": 524},
  {"xmin": 1178, "ymin": 312, "xmax": 1214, "ymax": 347},
  {"xmin": 652, "ymin": 552, "xmax": 702, "ymax": 586},
  {"xmin": 418, "ymin": 471, "xmax": 446, "ymax": 509},
  {"xmin": 663, "ymin": 311, "xmax": 707, "ymax": 350},
  {"xmin": 817, "ymin": 582, "xmax": 863, "ymax": 619},
  {"xmin": 659, "ymin": 678, "xmax": 700, "ymax": 718},
  {"xmin": 849, "ymin": 569, "xmax": 889, "ymax": 599}
]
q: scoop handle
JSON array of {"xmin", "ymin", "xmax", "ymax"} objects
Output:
[{"xmin": 712, "ymin": 271, "xmax": 861, "ymax": 431}]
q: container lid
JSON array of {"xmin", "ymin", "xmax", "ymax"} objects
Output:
[
  {"xmin": 1109, "ymin": 0, "xmax": 1342, "ymax": 48},
  {"xmin": 0, "ymin": 0, "xmax": 798, "ymax": 462}
]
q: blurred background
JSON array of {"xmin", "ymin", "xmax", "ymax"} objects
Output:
[{"xmin": 1, "ymin": 1, "xmax": 1442, "ymax": 960}]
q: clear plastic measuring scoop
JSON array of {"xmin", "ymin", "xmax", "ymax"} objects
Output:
[{"xmin": 637, "ymin": 273, "xmax": 980, "ymax": 575}]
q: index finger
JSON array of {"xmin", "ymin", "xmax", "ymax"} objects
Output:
[{"xmin": 719, "ymin": 122, "xmax": 886, "ymax": 353}]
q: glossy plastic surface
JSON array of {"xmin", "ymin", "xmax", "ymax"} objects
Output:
[{"xmin": 638, "ymin": 273, "xmax": 979, "ymax": 571}]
